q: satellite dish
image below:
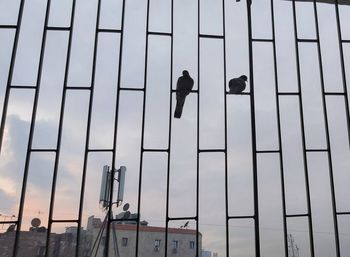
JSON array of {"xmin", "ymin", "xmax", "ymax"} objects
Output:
[
  {"xmin": 140, "ymin": 220, "xmax": 148, "ymax": 226},
  {"xmin": 31, "ymin": 218, "xmax": 41, "ymax": 228},
  {"xmin": 123, "ymin": 203, "xmax": 130, "ymax": 211},
  {"xmin": 123, "ymin": 211, "xmax": 131, "ymax": 220}
]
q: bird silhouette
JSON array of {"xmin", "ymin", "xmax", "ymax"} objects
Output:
[
  {"xmin": 228, "ymin": 75, "xmax": 247, "ymax": 94},
  {"xmin": 180, "ymin": 221, "xmax": 189, "ymax": 228},
  {"xmin": 174, "ymin": 70, "xmax": 194, "ymax": 118}
]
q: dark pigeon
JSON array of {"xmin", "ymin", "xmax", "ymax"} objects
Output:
[
  {"xmin": 183, "ymin": 221, "xmax": 189, "ymax": 228},
  {"xmin": 180, "ymin": 221, "xmax": 189, "ymax": 228},
  {"xmin": 229, "ymin": 75, "xmax": 247, "ymax": 94},
  {"xmin": 174, "ymin": 70, "xmax": 194, "ymax": 119}
]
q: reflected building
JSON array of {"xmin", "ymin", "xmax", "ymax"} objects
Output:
[
  {"xmin": 87, "ymin": 215, "xmax": 202, "ymax": 257},
  {"xmin": 201, "ymin": 250, "xmax": 212, "ymax": 257},
  {"xmin": 0, "ymin": 225, "xmax": 89, "ymax": 257},
  {"xmin": 200, "ymin": 250, "xmax": 218, "ymax": 257},
  {"xmin": 0, "ymin": 216, "xmax": 205, "ymax": 257}
]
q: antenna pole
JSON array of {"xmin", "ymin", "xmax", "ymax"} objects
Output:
[
  {"xmin": 111, "ymin": 217, "xmax": 120, "ymax": 257},
  {"xmin": 288, "ymin": 234, "xmax": 300, "ymax": 257},
  {"xmin": 98, "ymin": 165, "xmax": 125, "ymax": 256},
  {"xmin": 105, "ymin": 166, "xmax": 117, "ymax": 257},
  {"xmin": 291, "ymin": 235, "xmax": 295, "ymax": 257},
  {"xmin": 88, "ymin": 215, "xmax": 108, "ymax": 257}
]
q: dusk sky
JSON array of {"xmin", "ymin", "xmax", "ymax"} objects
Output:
[{"xmin": 0, "ymin": 0, "xmax": 350, "ymax": 257}]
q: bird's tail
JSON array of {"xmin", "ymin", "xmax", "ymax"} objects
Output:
[
  {"xmin": 174, "ymin": 98, "xmax": 185, "ymax": 119},
  {"xmin": 174, "ymin": 100, "xmax": 184, "ymax": 118}
]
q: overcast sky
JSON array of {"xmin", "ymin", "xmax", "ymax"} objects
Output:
[{"xmin": 0, "ymin": 0, "xmax": 350, "ymax": 257}]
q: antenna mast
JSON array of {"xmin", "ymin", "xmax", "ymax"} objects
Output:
[{"xmin": 288, "ymin": 234, "xmax": 299, "ymax": 257}]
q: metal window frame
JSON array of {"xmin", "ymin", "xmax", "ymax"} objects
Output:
[{"xmin": 0, "ymin": 0, "xmax": 348, "ymax": 257}]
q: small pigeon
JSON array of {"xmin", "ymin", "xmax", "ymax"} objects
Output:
[
  {"xmin": 174, "ymin": 70, "xmax": 194, "ymax": 118},
  {"xmin": 183, "ymin": 221, "xmax": 189, "ymax": 228},
  {"xmin": 180, "ymin": 221, "xmax": 189, "ymax": 229},
  {"xmin": 229, "ymin": 75, "xmax": 247, "ymax": 94}
]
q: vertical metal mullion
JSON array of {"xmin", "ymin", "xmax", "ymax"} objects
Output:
[
  {"xmin": 334, "ymin": 0, "xmax": 350, "ymax": 148},
  {"xmin": 133, "ymin": 0, "xmax": 150, "ymax": 256},
  {"xmin": 164, "ymin": 0, "xmax": 174, "ymax": 256},
  {"xmin": 312, "ymin": 2, "xmax": 340, "ymax": 257},
  {"xmin": 196, "ymin": 0, "xmax": 200, "ymax": 256},
  {"xmin": 246, "ymin": 1, "xmax": 260, "ymax": 257},
  {"xmin": 45, "ymin": 0, "xmax": 78, "ymax": 256},
  {"xmin": 12, "ymin": 0, "xmax": 52, "ymax": 256},
  {"xmin": 75, "ymin": 0, "xmax": 102, "ymax": 255},
  {"xmin": 270, "ymin": 1, "xmax": 289, "ymax": 256},
  {"xmin": 291, "ymin": 1, "xmax": 315, "ymax": 257},
  {"xmin": 0, "ymin": 0, "xmax": 25, "ymax": 152},
  {"xmin": 105, "ymin": 0, "xmax": 127, "ymax": 254},
  {"xmin": 221, "ymin": 0, "xmax": 229, "ymax": 256}
]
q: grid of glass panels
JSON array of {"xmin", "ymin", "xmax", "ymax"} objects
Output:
[{"xmin": 0, "ymin": 0, "xmax": 349, "ymax": 257}]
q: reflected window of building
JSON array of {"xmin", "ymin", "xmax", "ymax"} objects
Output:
[
  {"xmin": 189, "ymin": 240, "xmax": 195, "ymax": 249},
  {"xmin": 172, "ymin": 240, "xmax": 178, "ymax": 249},
  {"xmin": 37, "ymin": 246, "xmax": 46, "ymax": 256},
  {"xmin": 172, "ymin": 240, "xmax": 179, "ymax": 254},
  {"xmin": 155, "ymin": 239, "xmax": 161, "ymax": 247},
  {"xmin": 154, "ymin": 239, "xmax": 161, "ymax": 251},
  {"xmin": 122, "ymin": 237, "xmax": 128, "ymax": 247}
]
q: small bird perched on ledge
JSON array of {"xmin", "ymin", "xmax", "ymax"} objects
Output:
[
  {"xmin": 228, "ymin": 75, "xmax": 248, "ymax": 94},
  {"xmin": 174, "ymin": 70, "xmax": 194, "ymax": 118},
  {"xmin": 180, "ymin": 221, "xmax": 189, "ymax": 228}
]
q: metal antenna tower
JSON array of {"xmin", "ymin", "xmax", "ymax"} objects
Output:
[{"xmin": 288, "ymin": 234, "xmax": 300, "ymax": 257}]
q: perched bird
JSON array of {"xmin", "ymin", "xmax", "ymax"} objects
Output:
[
  {"xmin": 228, "ymin": 75, "xmax": 247, "ymax": 94},
  {"xmin": 180, "ymin": 221, "xmax": 189, "ymax": 229},
  {"xmin": 174, "ymin": 70, "xmax": 194, "ymax": 118}
]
